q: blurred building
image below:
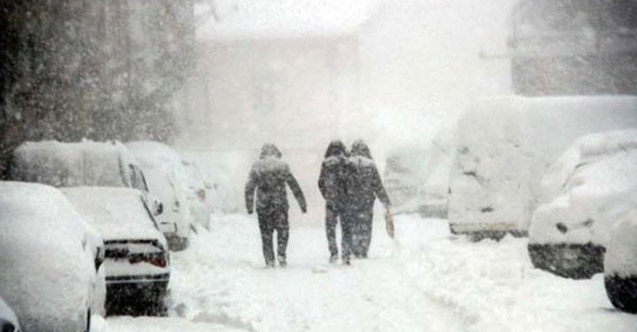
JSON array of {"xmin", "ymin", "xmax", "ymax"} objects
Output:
[{"xmin": 173, "ymin": 0, "xmax": 376, "ymax": 151}]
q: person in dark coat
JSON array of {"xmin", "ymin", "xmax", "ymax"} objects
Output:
[
  {"xmin": 348, "ymin": 140, "xmax": 391, "ymax": 258},
  {"xmin": 245, "ymin": 143, "xmax": 307, "ymax": 268},
  {"xmin": 318, "ymin": 140, "xmax": 354, "ymax": 265}
]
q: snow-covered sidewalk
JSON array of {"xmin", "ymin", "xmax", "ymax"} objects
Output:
[{"xmin": 103, "ymin": 214, "xmax": 637, "ymax": 332}]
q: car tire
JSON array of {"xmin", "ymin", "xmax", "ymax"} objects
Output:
[
  {"xmin": 528, "ymin": 243, "xmax": 604, "ymax": 279},
  {"xmin": 605, "ymin": 275, "xmax": 637, "ymax": 313}
]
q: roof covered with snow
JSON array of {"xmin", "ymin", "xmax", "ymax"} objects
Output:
[
  {"xmin": 196, "ymin": 0, "xmax": 378, "ymax": 41},
  {"xmin": 61, "ymin": 187, "xmax": 164, "ymax": 243},
  {"xmin": 10, "ymin": 140, "xmax": 135, "ymax": 188}
]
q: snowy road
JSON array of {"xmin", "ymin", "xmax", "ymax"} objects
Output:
[{"xmin": 100, "ymin": 214, "xmax": 637, "ymax": 332}]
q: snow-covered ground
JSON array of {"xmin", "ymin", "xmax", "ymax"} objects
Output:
[{"xmin": 100, "ymin": 214, "xmax": 637, "ymax": 332}]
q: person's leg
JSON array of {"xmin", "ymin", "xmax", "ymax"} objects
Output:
[
  {"xmin": 258, "ymin": 210, "xmax": 275, "ymax": 267},
  {"xmin": 351, "ymin": 210, "xmax": 365, "ymax": 258},
  {"xmin": 325, "ymin": 204, "xmax": 339, "ymax": 262},
  {"xmin": 360, "ymin": 209, "xmax": 374, "ymax": 258},
  {"xmin": 340, "ymin": 209, "xmax": 354, "ymax": 265},
  {"xmin": 275, "ymin": 210, "xmax": 289, "ymax": 267}
]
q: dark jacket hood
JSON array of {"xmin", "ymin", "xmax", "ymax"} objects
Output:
[
  {"xmin": 351, "ymin": 140, "xmax": 372, "ymax": 159},
  {"xmin": 324, "ymin": 140, "xmax": 348, "ymax": 158},
  {"xmin": 260, "ymin": 143, "xmax": 282, "ymax": 159}
]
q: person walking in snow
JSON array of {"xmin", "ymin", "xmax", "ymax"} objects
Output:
[
  {"xmin": 348, "ymin": 140, "xmax": 391, "ymax": 258},
  {"xmin": 318, "ymin": 140, "xmax": 354, "ymax": 265},
  {"xmin": 245, "ymin": 143, "xmax": 307, "ymax": 268}
]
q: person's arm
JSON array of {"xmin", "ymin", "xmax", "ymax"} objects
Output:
[
  {"xmin": 286, "ymin": 165, "xmax": 307, "ymax": 213},
  {"xmin": 372, "ymin": 164, "xmax": 391, "ymax": 208},
  {"xmin": 244, "ymin": 167, "xmax": 258, "ymax": 214},
  {"xmin": 317, "ymin": 161, "xmax": 327, "ymax": 199}
]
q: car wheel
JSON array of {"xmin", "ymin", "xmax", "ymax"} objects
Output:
[
  {"xmin": 605, "ymin": 275, "xmax": 637, "ymax": 313},
  {"xmin": 85, "ymin": 308, "xmax": 91, "ymax": 332},
  {"xmin": 528, "ymin": 243, "xmax": 604, "ymax": 279}
]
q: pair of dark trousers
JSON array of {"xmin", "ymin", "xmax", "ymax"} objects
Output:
[
  {"xmin": 325, "ymin": 204, "xmax": 352, "ymax": 259},
  {"xmin": 257, "ymin": 209, "xmax": 289, "ymax": 266},
  {"xmin": 351, "ymin": 209, "xmax": 373, "ymax": 257}
]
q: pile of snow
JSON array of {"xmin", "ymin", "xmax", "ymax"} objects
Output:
[
  {"xmin": 61, "ymin": 187, "xmax": 165, "ymax": 243},
  {"xmin": 538, "ymin": 130, "xmax": 637, "ymax": 204},
  {"xmin": 605, "ymin": 209, "xmax": 637, "ymax": 278},
  {"xmin": 0, "ymin": 182, "xmax": 94, "ymax": 332},
  {"xmin": 9, "ymin": 140, "xmax": 136, "ymax": 188},
  {"xmin": 529, "ymin": 131, "xmax": 637, "ymax": 246},
  {"xmin": 449, "ymin": 96, "xmax": 637, "ymax": 235}
]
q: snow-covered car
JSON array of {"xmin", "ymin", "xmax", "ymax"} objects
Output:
[
  {"xmin": 528, "ymin": 130, "xmax": 637, "ymax": 279},
  {"xmin": 8, "ymin": 140, "xmax": 162, "ymax": 215},
  {"xmin": 448, "ymin": 96, "xmax": 637, "ymax": 240},
  {"xmin": 0, "ymin": 296, "xmax": 20, "ymax": 332},
  {"xmin": 0, "ymin": 182, "xmax": 97, "ymax": 332},
  {"xmin": 180, "ymin": 157, "xmax": 212, "ymax": 228},
  {"xmin": 126, "ymin": 141, "xmax": 193, "ymax": 251},
  {"xmin": 604, "ymin": 208, "xmax": 637, "ymax": 313},
  {"xmin": 61, "ymin": 187, "xmax": 171, "ymax": 316}
]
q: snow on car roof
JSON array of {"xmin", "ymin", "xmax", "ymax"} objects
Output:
[
  {"xmin": 196, "ymin": 0, "xmax": 377, "ymax": 41},
  {"xmin": 539, "ymin": 129, "xmax": 637, "ymax": 204},
  {"xmin": 61, "ymin": 187, "xmax": 165, "ymax": 243},
  {"xmin": 11, "ymin": 140, "xmax": 134, "ymax": 188}
]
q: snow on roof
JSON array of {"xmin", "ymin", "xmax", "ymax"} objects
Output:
[
  {"xmin": 61, "ymin": 187, "xmax": 165, "ymax": 243},
  {"xmin": 11, "ymin": 140, "xmax": 135, "ymax": 188},
  {"xmin": 0, "ymin": 182, "xmax": 93, "ymax": 332},
  {"xmin": 196, "ymin": 0, "xmax": 378, "ymax": 41},
  {"xmin": 539, "ymin": 129, "xmax": 637, "ymax": 204}
]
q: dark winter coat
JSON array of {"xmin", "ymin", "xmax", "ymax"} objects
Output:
[
  {"xmin": 348, "ymin": 140, "xmax": 390, "ymax": 212},
  {"xmin": 318, "ymin": 140, "xmax": 353, "ymax": 209},
  {"xmin": 245, "ymin": 144, "xmax": 307, "ymax": 214}
]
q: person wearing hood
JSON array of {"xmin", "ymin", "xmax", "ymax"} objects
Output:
[
  {"xmin": 318, "ymin": 140, "xmax": 354, "ymax": 264},
  {"xmin": 245, "ymin": 143, "xmax": 307, "ymax": 268},
  {"xmin": 348, "ymin": 140, "xmax": 391, "ymax": 258}
]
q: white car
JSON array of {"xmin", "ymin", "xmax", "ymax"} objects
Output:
[
  {"xmin": 180, "ymin": 157, "xmax": 212, "ymax": 228},
  {"xmin": 0, "ymin": 182, "xmax": 97, "ymax": 332},
  {"xmin": 126, "ymin": 141, "xmax": 193, "ymax": 251},
  {"xmin": 0, "ymin": 296, "xmax": 21, "ymax": 332},
  {"xmin": 62, "ymin": 187, "xmax": 171, "ymax": 316},
  {"xmin": 528, "ymin": 130, "xmax": 637, "ymax": 279},
  {"xmin": 8, "ymin": 140, "xmax": 162, "ymax": 215},
  {"xmin": 604, "ymin": 208, "xmax": 637, "ymax": 313}
]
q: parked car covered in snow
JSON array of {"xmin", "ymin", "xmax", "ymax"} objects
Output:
[
  {"xmin": 0, "ymin": 182, "xmax": 97, "ymax": 332},
  {"xmin": 7, "ymin": 140, "xmax": 162, "ymax": 215},
  {"xmin": 528, "ymin": 130, "xmax": 637, "ymax": 279},
  {"xmin": 448, "ymin": 96, "xmax": 637, "ymax": 240},
  {"xmin": 126, "ymin": 141, "xmax": 193, "ymax": 250},
  {"xmin": 604, "ymin": 208, "xmax": 637, "ymax": 313},
  {"xmin": 180, "ymin": 157, "xmax": 212, "ymax": 228},
  {"xmin": 0, "ymin": 296, "xmax": 20, "ymax": 332},
  {"xmin": 61, "ymin": 187, "xmax": 171, "ymax": 316}
]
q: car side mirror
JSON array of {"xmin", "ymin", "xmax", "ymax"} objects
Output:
[
  {"xmin": 155, "ymin": 202, "xmax": 164, "ymax": 216},
  {"xmin": 95, "ymin": 247, "xmax": 104, "ymax": 271}
]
